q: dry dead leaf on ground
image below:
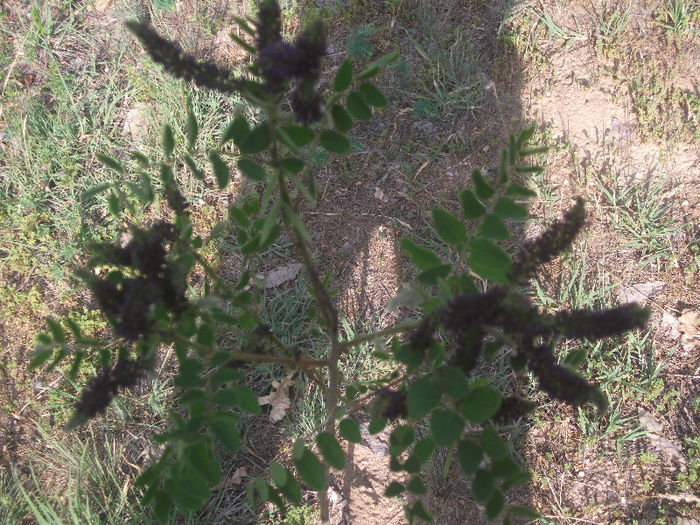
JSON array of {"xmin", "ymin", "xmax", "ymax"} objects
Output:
[
  {"xmin": 660, "ymin": 312, "xmax": 682, "ymax": 340},
  {"xmin": 214, "ymin": 466, "xmax": 248, "ymax": 490},
  {"xmin": 258, "ymin": 376, "xmax": 293, "ymax": 422},
  {"xmin": 374, "ymin": 186, "xmax": 389, "ymax": 203},
  {"xmin": 255, "ymin": 263, "xmax": 303, "ymax": 289},
  {"xmin": 122, "ymin": 105, "xmax": 149, "ymax": 143},
  {"xmin": 93, "ymin": 0, "xmax": 113, "ymax": 12},
  {"xmin": 617, "ymin": 281, "xmax": 666, "ymax": 305},
  {"xmin": 679, "ymin": 309, "xmax": 700, "ymax": 351}
]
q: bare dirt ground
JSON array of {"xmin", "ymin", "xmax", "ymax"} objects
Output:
[{"xmin": 1, "ymin": 0, "xmax": 698, "ymax": 523}]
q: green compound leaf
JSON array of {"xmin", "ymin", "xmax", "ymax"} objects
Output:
[
  {"xmin": 385, "ymin": 481, "xmax": 404, "ymax": 497},
  {"xmin": 239, "ymin": 123, "xmax": 271, "ymax": 154},
  {"xmin": 162, "ymin": 124, "xmax": 175, "ymax": 156},
  {"xmin": 359, "ymin": 82, "xmax": 387, "ymax": 108},
  {"xmin": 403, "ymin": 438, "xmax": 436, "ymax": 473},
  {"xmin": 509, "ymin": 505, "xmax": 540, "ymax": 518},
  {"xmin": 478, "ymin": 214, "xmax": 510, "ymax": 241},
  {"xmin": 237, "ymin": 158, "xmax": 266, "ymax": 182},
  {"xmin": 491, "ymin": 457, "xmax": 522, "ymax": 480},
  {"xmin": 270, "ymin": 461, "xmax": 288, "ymax": 487},
  {"xmin": 471, "ymin": 169, "xmax": 495, "ymax": 200},
  {"xmin": 389, "ymin": 425, "xmax": 415, "ymax": 457},
  {"xmin": 357, "ymin": 48, "xmax": 400, "ymax": 79},
  {"xmin": 279, "ymin": 125, "xmax": 315, "ymax": 147},
  {"xmin": 233, "ymin": 386, "xmax": 261, "ymax": 414},
  {"xmin": 462, "ymin": 386, "xmax": 502, "ymax": 423},
  {"xmin": 395, "ymin": 343, "xmax": 424, "ymax": 368},
  {"xmin": 221, "ymin": 116, "xmax": 250, "ymax": 145},
  {"xmin": 153, "ymin": 490, "xmax": 173, "ymax": 523},
  {"xmin": 457, "ymin": 439, "xmax": 483, "ymax": 476},
  {"xmin": 432, "ymin": 208, "xmax": 467, "ymax": 246},
  {"xmin": 210, "ymin": 413, "xmax": 241, "ymax": 452},
  {"xmin": 168, "ymin": 466, "xmax": 210, "ymax": 510},
  {"xmin": 280, "ymin": 157, "xmax": 304, "ymax": 174},
  {"xmin": 407, "ymin": 477, "xmax": 427, "ymax": 495},
  {"xmin": 406, "ymin": 500, "xmax": 434, "ymax": 523},
  {"xmin": 440, "ymin": 366, "xmax": 470, "ymax": 400},
  {"xmin": 506, "ymin": 182, "xmax": 536, "ymax": 198},
  {"xmin": 430, "ymin": 409, "xmax": 464, "ymax": 447},
  {"xmin": 459, "ymin": 189, "xmax": 486, "ymax": 219},
  {"xmin": 187, "ymin": 440, "xmax": 221, "ymax": 485},
  {"xmin": 417, "ymin": 264, "xmax": 451, "ymax": 285},
  {"xmin": 209, "ymin": 151, "xmax": 230, "ymax": 189},
  {"xmin": 502, "ymin": 472, "xmax": 531, "ymax": 491},
  {"xmin": 406, "ymin": 377, "xmax": 442, "ymax": 420},
  {"xmin": 339, "ymin": 418, "xmax": 362, "ymax": 443},
  {"xmin": 320, "ymin": 129, "xmax": 351, "ymax": 154},
  {"xmin": 316, "ymin": 432, "xmax": 345, "ymax": 470},
  {"xmin": 400, "ymin": 238, "xmax": 442, "ymax": 271},
  {"xmin": 346, "ymin": 91, "xmax": 372, "ymax": 120},
  {"xmin": 493, "ymin": 197, "xmax": 528, "ymax": 219},
  {"xmin": 563, "ymin": 348, "xmax": 587, "ymax": 367},
  {"xmin": 468, "ymin": 238, "xmax": 511, "ymax": 284},
  {"xmin": 368, "ymin": 417, "xmax": 386, "ymax": 434},
  {"xmin": 485, "ymin": 489, "xmax": 505, "ymax": 520},
  {"xmin": 331, "ymin": 104, "xmax": 353, "ymax": 133},
  {"xmin": 196, "ymin": 322, "xmax": 214, "ymax": 347},
  {"xmin": 278, "ymin": 472, "xmax": 302, "ymax": 504},
  {"xmin": 293, "ymin": 443, "xmax": 326, "ymax": 491},
  {"xmin": 334, "ymin": 60, "xmax": 353, "ymax": 92},
  {"xmin": 471, "ymin": 468, "xmax": 495, "ymax": 502},
  {"xmin": 479, "ymin": 425, "xmax": 508, "ymax": 460},
  {"xmin": 483, "ymin": 340, "xmax": 504, "ymax": 362}
]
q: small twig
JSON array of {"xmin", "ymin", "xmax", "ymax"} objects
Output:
[
  {"xmin": 1, "ymin": 37, "xmax": 24, "ymax": 120},
  {"xmin": 171, "ymin": 334, "xmax": 328, "ymax": 368},
  {"xmin": 339, "ymin": 319, "xmax": 422, "ymax": 351}
]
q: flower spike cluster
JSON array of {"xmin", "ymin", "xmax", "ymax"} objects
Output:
[
  {"xmin": 255, "ymin": 1, "xmax": 327, "ymax": 121},
  {"xmin": 126, "ymin": 21, "xmax": 246, "ymax": 95},
  {"xmin": 78, "ymin": 221, "xmax": 189, "ymax": 342},
  {"xmin": 72, "ymin": 358, "xmax": 143, "ymax": 423},
  {"xmin": 436, "ymin": 198, "xmax": 649, "ymax": 411},
  {"xmin": 509, "ymin": 197, "xmax": 586, "ymax": 285}
]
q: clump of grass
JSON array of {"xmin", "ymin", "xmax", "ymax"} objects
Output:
[
  {"xmin": 628, "ymin": 59, "xmax": 700, "ymax": 142},
  {"xmin": 410, "ymin": 32, "xmax": 483, "ymax": 118},
  {"xmin": 595, "ymin": 172, "xmax": 682, "ymax": 270},
  {"xmin": 535, "ymin": 7, "xmax": 586, "ymax": 45},
  {"xmin": 593, "ymin": 2, "xmax": 631, "ymax": 57},
  {"xmin": 655, "ymin": 0, "xmax": 698, "ymax": 36},
  {"xmin": 347, "ymin": 23, "xmax": 374, "ymax": 59}
]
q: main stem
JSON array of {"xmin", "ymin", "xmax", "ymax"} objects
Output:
[{"xmin": 270, "ymin": 110, "xmax": 339, "ymax": 523}]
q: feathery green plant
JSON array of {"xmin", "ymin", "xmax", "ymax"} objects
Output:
[{"xmin": 30, "ymin": 1, "xmax": 650, "ymax": 522}]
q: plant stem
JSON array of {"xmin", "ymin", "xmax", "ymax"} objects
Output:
[
  {"xmin": 442, "ymin": 444, "xmax": 455, "ymax": 480},
  {"xmin": 339, "ymin": 319, "xmax": 422, "ymax": 351},
  {"xmin": 273, "ymin": 116, "xmax": 339, "ymax": 524},
  {"xmin": 170, "ymin": 333, "xmax": 328, "ymax": 368}
]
